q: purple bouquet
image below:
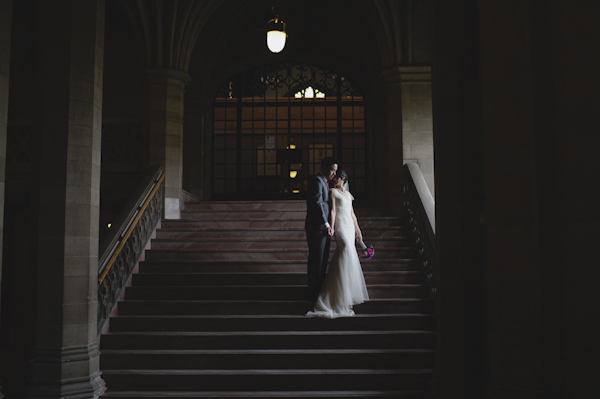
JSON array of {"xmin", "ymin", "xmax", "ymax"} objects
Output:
[{"xmin": 358, "ymin": 241, "xmax": 375, "ymax": 260}]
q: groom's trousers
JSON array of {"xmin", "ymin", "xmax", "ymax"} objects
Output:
[{"xmin": 306, "ymin": 227, "xmax": 330, "ymax": 299}]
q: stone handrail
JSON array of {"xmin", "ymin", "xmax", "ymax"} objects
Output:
[
  {"xmin": 97, "ymin": 165, "xmax": 165, "ymax": 333},
  {"xmin": 403, "ymin": 163, "xmax": 436, "ymax": 297}
]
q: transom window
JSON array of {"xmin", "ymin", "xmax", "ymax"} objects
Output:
[{"xmin": 212, "ymin": 62, "xmax": 366, "ymax": 200}]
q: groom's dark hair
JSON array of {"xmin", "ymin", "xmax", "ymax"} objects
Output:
[{"xmin": 320, "ymin": 157, "xmax": 338, "ymax": 170}]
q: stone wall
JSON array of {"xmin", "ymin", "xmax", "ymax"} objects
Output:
[
  {"xmin": 0, "ymin": 0, "xmax": 11, "ymax": 395},
  {"xmin": 0, "ymin": 0, "xmax": 11, "ymax": 299},
  {"xmin": 402, "ymin": 81, "xmax": 434, "ymax": 197}
]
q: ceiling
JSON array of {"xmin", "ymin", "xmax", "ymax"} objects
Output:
[{"xmin": 111, "ymin": 0, "xmax": 431, "ymax": 104}]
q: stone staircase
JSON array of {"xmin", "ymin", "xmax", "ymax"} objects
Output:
[{"xmin": 100, "ymin": 200, "xmax": 435, "ymax": 398}]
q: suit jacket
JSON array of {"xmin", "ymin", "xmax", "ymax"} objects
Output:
[{"xmin": 305, "ymin": 173, "xmax": 330, "ymax": 231}]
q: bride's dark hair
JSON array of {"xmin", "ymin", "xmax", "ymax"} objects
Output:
[{"xmin": 336, "ymin": 170, "xmax": 348, "ymax": 183}]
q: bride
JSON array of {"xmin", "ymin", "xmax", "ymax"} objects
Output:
[{"xmin": 306, "ymin": 170, "xmax": 369, "ymax": 318}]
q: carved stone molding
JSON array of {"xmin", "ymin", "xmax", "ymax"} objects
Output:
[
  {"xmin": 381, "ymin": 66, "xmax": 432, "ymax": 84},
  {"xmin": 146, "ymin": 68, "xmax": 192, "ymax": 88},
  {"xmin": 30, "ymin": 343, "xmax": 101, "ymax": 363},
  {"xmin": 25, "ymin": 372, "xmax": 105, "ymax": 399}
]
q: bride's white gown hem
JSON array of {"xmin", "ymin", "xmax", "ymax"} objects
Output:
[{"xmin": 306, "ymin": 188, "xmax": 369, "ymax": 319}]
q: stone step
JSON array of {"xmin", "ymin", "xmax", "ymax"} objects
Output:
[
  {"xmin": 154, "ymin": 229, "xmax": 408, "ymax": 240},
  {"xmin": 116, "ymin": 299, "xmax": 434, "ymax": 316},
  {"xmin": 183, "ymin": 200, "xmax": 307, "ymax": 212},
  {"xmin": 180, "ymin": 211, "xmax": 401, "ymax": 222},
  {"xmin": 101, "ymin": 368, "xmax": 434, "ymax": 392},
  {"xmin": 99, "ymin": 330, "xmax": 436, "ymax": 351},
  {"xmin": 143, "ymin": 249, "xmax": 415, "ymax": 262},
  {"xmin": 123, "ymin": 285, "xmax": 429, "ymax": 301},
  {"xmin": 182, "ymin": 200, "xmax": 391, "ymax": 215},
  {"xmin": 108, "ymin": 314, "xmax": 436, "ymax": 333},
  {"xmin": 158, "ymin": 219, "xmax": 402, "ymax": 231},
  {"xmin": 100, "ymin": 200, "xmax": 434, "ymax": 397},
  {"xmin": 100, "ymin": 389, "xmax": 432, "ymax": 398},
  {"xmin": 149, "ymin": 239, "xmax": 412, "ymax": 251},
  {"xmin": 100, "ymin": 348, "xmax": 435, "ymax": 370},
  {"xmin": 181, "ymin": 211, "xmax": 308, "ymax": 221},
  {"xmin": 138, "ymin": 260, "xmax": 422, "ymax": 274},
  {"xmin": 131, "ymin": 272, "xmax": 427, "ymax": 287}
]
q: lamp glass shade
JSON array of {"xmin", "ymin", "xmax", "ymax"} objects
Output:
[{"xmin": 267, "ymin": 30, "xmax": 287, "ymax": 53}]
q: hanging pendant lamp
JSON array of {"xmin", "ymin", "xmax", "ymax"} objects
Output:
[{"xmin": 267, "ymin": 5, "xmax": 287, "ymax": 53}]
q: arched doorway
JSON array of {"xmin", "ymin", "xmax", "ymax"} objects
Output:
[{"xmin": 211, "ymin": 62, "xmax": 367, "ymax": 200}]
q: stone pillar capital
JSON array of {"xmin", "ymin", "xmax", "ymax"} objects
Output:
[
  {"xmin": 146, "ymin": 68, "xmax": 191, "ymax": 88},
  {"xmin": 381, "ymin": 66, "xmax": 432, "ymax": 84}
]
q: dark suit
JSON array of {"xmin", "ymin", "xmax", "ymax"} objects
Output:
[{"xmin": 305, "ymin": 173, "xmax": 331, "ymax": 299}]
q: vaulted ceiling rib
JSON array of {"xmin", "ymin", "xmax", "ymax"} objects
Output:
[{"xmin": 117, "ymin": 0, "xmax": 422, "ymax": 76}]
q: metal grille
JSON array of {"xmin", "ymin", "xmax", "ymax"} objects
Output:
[{"xmin": 212, "ymin": 62, "xmax": 366, "ymax": 200}]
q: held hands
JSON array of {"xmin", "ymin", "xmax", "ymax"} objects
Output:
[{"xmin": 327, "ymin": 226, "xmax": 335, "ymax": 238}]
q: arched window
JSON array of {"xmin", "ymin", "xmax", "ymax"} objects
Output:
[{"xmin": 212, "ymin": 62, "xmax": 366, "ymax": 200}]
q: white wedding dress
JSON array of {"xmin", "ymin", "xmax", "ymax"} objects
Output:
[{"xmin": 306, "ymin": 188, "xmax": 369, "ymax": 318}]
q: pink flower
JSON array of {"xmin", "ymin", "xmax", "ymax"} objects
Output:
[{"xmin": 358, "ymin": 243, "xmax": 375, "ymax": 260}]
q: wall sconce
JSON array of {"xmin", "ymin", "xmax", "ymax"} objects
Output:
[
  {"xmin": 267, "ymin": 6, "xmax": 287, "ymax": 53},
  {"xmin": 289, "ymin": 170, "xmax": 298, "ymax": 179}
]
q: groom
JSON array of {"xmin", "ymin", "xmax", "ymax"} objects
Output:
[{"xmin": 305, "ymin": 157, "xmax": 338, "ymax": 301}]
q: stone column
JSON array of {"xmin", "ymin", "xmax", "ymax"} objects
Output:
[
  {"xmin": 380, "ymin": 69, "xmax": 404, "ymax": 215},
  {"xmin": 145, "ymin": 69, "xmax": 190, "ymax": 219},
  {"xmin": 182, "ymin": 98, "xmax": 209, "ymax": 200},
  {"xmin": 480, "ymin": 1, "xmax": 599, "ymax": 397},
  {"xmin": 381, "ymin": 66, "xmax": 434, "ymax": 215},
  {"xmin": 431, "ymin": 0, "xmax": 487, "ymax": 398},
  {"xmin": 398, "ymin": 67, "xmax": 433, "ymax": 197},
  {"xmin": 0, "ymin": 0, "xmax": 12, "ymax": 397},
  {"xmin": 25, "ymin": 1, "xmax": 106, "ymax": 397}
]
